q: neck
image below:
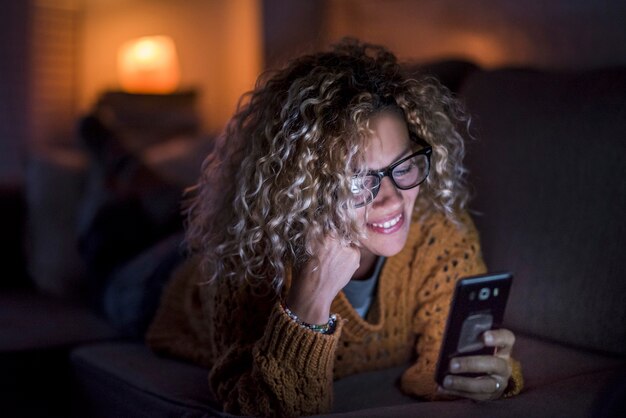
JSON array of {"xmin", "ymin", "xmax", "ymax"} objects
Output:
[{"xmin": 352, "ymin": 248, "xmax": 378, "ymax": 281}]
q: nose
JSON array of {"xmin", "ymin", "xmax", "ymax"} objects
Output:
[{"xmin": 372, "ymin": 176, "xmax": 403, "ymax": 208}]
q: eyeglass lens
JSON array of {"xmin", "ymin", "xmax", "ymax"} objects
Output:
[{"xmin": 351, "ymin": 152, "xmax": 429, "ymax": 207}]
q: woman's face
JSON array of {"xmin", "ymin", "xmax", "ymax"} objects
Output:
[{"xmin": 356, "ymin": 111, "xmax": 420, "ymax": 261}]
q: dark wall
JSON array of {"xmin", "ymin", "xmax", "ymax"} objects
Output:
[
  {"xmin": 262, "ymin": 0, "xmax": 326, "ymax": 69},
  {"xmin": 262, "ymin": 0, "xmax": 626, "ymax": 71},
  {"xmin": 0, "ymin": 1, "xmax": 31, "ymax": 185}
]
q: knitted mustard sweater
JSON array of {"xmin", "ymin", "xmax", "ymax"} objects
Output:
[{"xmin": 147, "ymin": 211, "xmax": 523, "ymax": 416}]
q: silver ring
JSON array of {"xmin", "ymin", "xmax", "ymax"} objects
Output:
[{"xmin": 494, "ymin": 380, "xmax": 501, "ymax": 391}]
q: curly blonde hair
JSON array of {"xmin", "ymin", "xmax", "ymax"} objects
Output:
[{"xmin": 185, "ymin": 39, "xmax": 470, "ymax": 291}]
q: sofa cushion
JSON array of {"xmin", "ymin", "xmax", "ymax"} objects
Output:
[
  {"xmin": 0, "ymin": 290, "xmax": 117, "ymax": 351},
  {"xmin": 462, "ymin": 67, "xmax": 626, "ymax": 355},
  {"xmin": 317, "ymin": 366, "xmax": 626, "ymax": 418},
  {"xmin": 71, "ymin": 342, "xmax": 226, "ymax": 418},
  {"xmin": 70, "ymin": 334, "xmax": 624, "ymax": 417},
  {"xmin": 330, "ymin": 333, "xmax": 625, "ymax": 416}
]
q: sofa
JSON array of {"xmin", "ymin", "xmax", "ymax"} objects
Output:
[{"xmin": 2, "ymin": 62, "xmax": 625, "ymax": 418}]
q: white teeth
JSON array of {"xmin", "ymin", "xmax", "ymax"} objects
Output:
[{"xmin": 371, "ymin": 214, "xmax": 402, "ymax": 229}]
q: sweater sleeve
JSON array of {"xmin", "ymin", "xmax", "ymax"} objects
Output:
[
  {"xmin": 147, "ymin": 260, "xmax": 342, "ymax": 417},
  {"xmin": 209, "ymin": 300, "xmax": 342, "ymax": 417},
  {"xmin": 400, "ymin": 212, "xmax": 524, "ymax": 400}
]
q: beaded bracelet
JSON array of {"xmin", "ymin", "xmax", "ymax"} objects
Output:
[{"xmin": 281, "ymin": 303, "xmax": 337, "ymax": 335}]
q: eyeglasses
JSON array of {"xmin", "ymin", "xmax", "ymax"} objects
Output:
[{"xmin": 350, "ymin": 136, "xmax": 432, "ymax": 208}]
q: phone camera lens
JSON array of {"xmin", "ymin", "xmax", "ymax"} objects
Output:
[{"xmin": 479, "ymin": 287, "xmax": 490, "ymax": 300}]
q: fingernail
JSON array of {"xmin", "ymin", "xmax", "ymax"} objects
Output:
[
  {"xmin": 450, "ymin": 360, "xmax": 460, "ymax": 371},
  {"xmin": 484, "ymin": 332, "xmax": 494, "ymax": 343},
  {"xmin": 443, "ymin": 376, "xmax": 453, "ymax": 388}
]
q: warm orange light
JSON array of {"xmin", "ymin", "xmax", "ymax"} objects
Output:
[{"xmin": 117, "ymin": 35, "xmax": 180, "ymax": 94}]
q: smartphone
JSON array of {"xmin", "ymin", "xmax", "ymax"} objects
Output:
[{"xmin": 434, "ymin": 271, "xmax": 513, "ymax": 386}]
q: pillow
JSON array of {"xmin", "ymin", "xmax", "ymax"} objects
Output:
[
  {"xmin": 102, "ymin": 233, "xmax": 185, "ymax": 338},
  {"xmin": 25, "ymin": 151, "xmax": 88, "ymax": 298}
]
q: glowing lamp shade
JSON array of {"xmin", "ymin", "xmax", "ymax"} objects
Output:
[{"xmin": 117, "ymin": 36, "xmax": 180, "ymax": 94}]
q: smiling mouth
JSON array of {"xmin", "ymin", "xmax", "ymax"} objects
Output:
[{"xmin": 370, "ymin": 213, "xmax": 403, "ymax": 229}]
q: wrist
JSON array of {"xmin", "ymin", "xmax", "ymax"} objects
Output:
[
  {"xmin": 285, "ymin": 294, "xmax": 332, "ymax": 325},
  {"xmin": 281, "ymin": 301, "xmax": 337, "ymax": 335}
]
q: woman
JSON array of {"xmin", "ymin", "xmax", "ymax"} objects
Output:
[{"xmin": 147, "ymin": 39, "xmax": 523, "ymax": 416}]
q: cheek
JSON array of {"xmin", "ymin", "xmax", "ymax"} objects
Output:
[
  {"xmin": 403, "ymin": 186, "xmax": 420, "ymax": 211},
  {"xmin": 354, "ymin": 206, "xmax": 368, "ymax": 228}
]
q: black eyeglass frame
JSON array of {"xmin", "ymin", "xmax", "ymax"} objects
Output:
[{"xmin": 352, "ymin": 135, "xmax": 432, "ymax": 208}]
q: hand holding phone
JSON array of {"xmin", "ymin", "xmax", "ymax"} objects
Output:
[{"xmin": 435, "ymin": 272, "xmax": 513, "ymax": 386}]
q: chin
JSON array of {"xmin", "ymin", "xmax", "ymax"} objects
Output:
[{"xmin": 364, "ymin": 231, "xmax": 409, "ymax": 258}]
